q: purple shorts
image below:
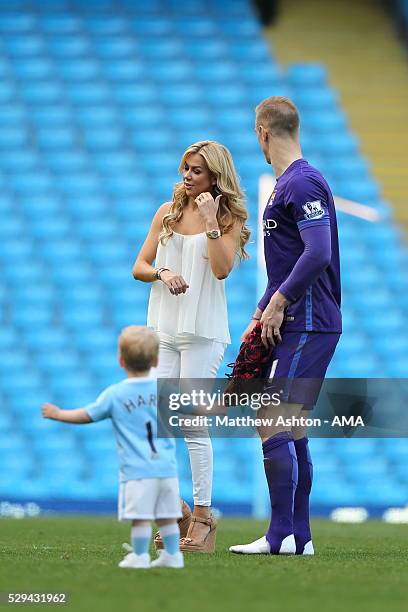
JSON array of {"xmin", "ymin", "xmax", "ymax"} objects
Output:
[{"xmin": 264, "ymin": 331, "xmax": 341, "ymax": 409}]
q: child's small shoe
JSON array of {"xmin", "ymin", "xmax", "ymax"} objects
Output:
[
  {"xmin": 118, "ymin": 552, "xmax": 150, "ymax": 569},
  {"xmin": 151, "ymin": 550, "xmax": 184, "ymax": 569}
]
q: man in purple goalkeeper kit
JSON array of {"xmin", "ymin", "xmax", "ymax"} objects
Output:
[{"xmin": 229, "ymin": 96, "xmax": 342, "ymax": 556}]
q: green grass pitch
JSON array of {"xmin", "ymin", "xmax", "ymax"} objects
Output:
[{"xmin": 1, "ymin": 517, "xmax": 407, "ymax": 612}]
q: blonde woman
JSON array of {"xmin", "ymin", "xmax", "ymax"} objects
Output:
[{"xmin": 132, "ymin": 141, "xmax": 250, "ymax": 553}]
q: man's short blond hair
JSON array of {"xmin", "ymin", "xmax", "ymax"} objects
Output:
[
  {"xmin": 119, "ymin": 326, "xmax": 159, "ymax": 372},
  {"xmin": 255, "ymin": 96, "xmax": 300, "ymax": 138}
]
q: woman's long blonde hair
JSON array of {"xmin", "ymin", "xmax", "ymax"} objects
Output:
[{"xmin": 159, "ymin": 141, "xmax": 251, "ymax": 260}]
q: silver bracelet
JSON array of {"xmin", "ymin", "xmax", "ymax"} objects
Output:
[{"xmin": 154, "ymin": 267, "xmax": 169, "ymax": 280}]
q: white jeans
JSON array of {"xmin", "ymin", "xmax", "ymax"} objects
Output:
[{"xmin": 155, "ymin": 332, "xmax": 226, "ymax": 506}]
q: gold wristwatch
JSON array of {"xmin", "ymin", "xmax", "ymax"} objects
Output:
[{"xmin": 206, "ymin": 229, "xmax": 222, "ymax": 239}]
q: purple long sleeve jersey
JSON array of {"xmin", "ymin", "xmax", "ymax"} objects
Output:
[{"xmin": 258, "ymin": 159, "xmax": 342, "ymax": 333}]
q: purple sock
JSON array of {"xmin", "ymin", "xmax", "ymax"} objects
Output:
[
  {"xmin": 263, "ymin": 431, "xmax": 298, "ymax": 554},
  {"xmin": 294, "ymin": 437, "xmax": 313, "ymax": 554}
]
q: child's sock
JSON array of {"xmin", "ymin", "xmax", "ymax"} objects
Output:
[
  {"xmin": 263, "ymin": 431, "xmax": 298, "ymax": 554},
  {"xmin": 131, "ymin": 525, "xmax": 152, "ymax": 556},
  {"xmin": 159, "ymin": 523, "xmax": 180, "ymax": 555},
  {"xmin": 294, "ymin": 437, "xmax": 313, "ymax": 554}
]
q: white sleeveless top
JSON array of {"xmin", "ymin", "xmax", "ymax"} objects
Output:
[{"xmin": 147, "ymin": 232, "xmax": 231, "ymax": 344}]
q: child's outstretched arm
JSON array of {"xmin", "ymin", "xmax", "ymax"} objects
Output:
[{"xmin": 42, "ymin": 403, "xmax": 92, "ymax": 424}]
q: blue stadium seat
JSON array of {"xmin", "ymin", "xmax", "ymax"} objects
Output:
[
  {"xmin": 0, "ymin": 13, "xmax": 36, "ymax": 32},
  {"xmin": 86, "ymin": 242, "xmax": 128, "ymax": 266},
  {"xmin": 130, "ymin": 16, "xmax": 172, "ymax": 36},
  {"xmin": 39, "ymin": 460, "xmax": 84, "ymax": 480},
  {"xmin": 0, "ymin": 104, "xmax": 27, "ymax": 123},
  {"xmin": 139, "ymin": 39, "xmax": 183, "ymax": 59},
  {"xmin": 1, "ymin": 452, "xmax": 33, "ymax": 479},
  {"xmin": 205, "ymin": 85, "xmax": 247, "ymax": 107},
  {"xmin": 159, "ymin": 84, "xmax": 203, "ymax": 106},
  {"xmin": 62, "ymin": 306, "xmax": 105, "ymax": 330},
  {"xmin": 0, "ymin": 327, "xmax": 20, "ymax": 350},
  {"xmin": 93, "ymin": 36, "xmax": 136, "ymax": 57},
  {"xmin": 30, "ymin": 105, "xmax": 72, "ymax": 126},
  {"xmin": 384, "ymin": 359, "xmax": 408, "ymax": 377},
  {"xmin": 86, "ymin": 352, "xmax": 122, "ymax": 381},
  {"xmin": 35, "ymin": 127, "xmax": 76, "ymax": 149},
  {"xmin": 84, "ymin": 16, "xmax": 127, "ymax": 35},
  {"xmin": 355, "ymin": 481, "xmax": 407, "ymax": 506},
  {"xmin": 194, "ymin": 62, "xmax": 237, "ymax": 83},
  {"xmin": 223, "ymin": 132, "xmax": 259, "ymax": 154},
  {"xmin": 340, "ymin": 179, "xmax": 381, "ymax": 204},
  {"xmin": 293, "ymin": 88, "xmax": 338, "ymax": 111},
  {"xmin": 228, "ymin": 40, "xmax": 270, "ymax": 62},
  {"xmin": 0, "ymin": 238, "xmax": 33, "ymax": 261},
  {"xmin": 24, "ymin": 328, "xmax": 70, "ymax": 352},
  {"xmin": 121, "ymin": 106, "xmax": 164, "ymax": 128},
  {"xmin": 112, "ymin": 83, "xmax": 157, "ymax": 105},
  {"xmin": 75, "ymin": 218, "xmax": 118, "ymax": 241},
  {"xmin": 47, "ymin": 36, "xmax": 91, "ymax": 57},
  {"xmin": 12, "ymin": 305, "xmax": 54, "ymax": 329},
  {"xmin": 38, "ymin": 240, "xmax": 80, "ymax": 264},
  {"xmin": 60, "ymin": 288, "xmax": 104, "ymax": 312},
  {"xmin": 66, "ymin": 82, "xmax": 110, "ymax": 105},
  {"xmin": 73, "ymin": 328, "xmax": 117, "ymax": 353},
  {"xmin": 50, "ymin": 264, "xmax": 94, "ymax": 286},
  {"xmin": 13, "ymin": 284, "xmax": 56, "ymax": 306},
  {"xmin": 4, "ymin": 35, "xmax": 45, "ymax": 56},
  {"xmin": 58, "ymin": 59, "xmax": 100, "ymax": 81},
  {"xmin": 48, "ymin": 373, "xmax": 96, "ymax": 399},
  {"xmin": 20, "ymin": 82, "xmax": 62, "ymax": 103},
  {"xmin": 45, "ymin": 150, "xmax": 89, "ymax": 173},
  {"xmin": 149, "ymin": 61, "xmax": 193, "ymax": 82},
  {"xmin": 287, "ymin": 63, "xmax": 328, "ymax": 88},
  {"xmin": 13, "ymin": 58, "xmax": 54, "ymax": 80},
  {"xmin": 40, "ymin": 15, "xmax": 81, "ymax": 34},
  {"xmin": 184, "ymin": 40, "xmax": 228, "ymax": 60},
  {"xmin": 55, "ymin": 172, "xmax": 100, "ymax": 194},
  {"xmin": 102, "ymin": 174, "xmax": 147, "ymax": 196},
  {"xmin": 0, "ymin": 127, "xmax": 27, "ymax": 147},
  {"xmin": 62, "ymin": 195, "xmax": 106, "ymax": 218},
  {"xmin": 1, "ymin": 150, "xmax": 41, "ymax": 172},
  {"xmin": 312, "ymin": 478, "xmax": 357, "ymax": 506},
  {"xmin": 76, "ymin": 106, "xmax": 118, "ymax": 126},
  {"xmin": 305, "ymin": 112, "xmax": 348, "ymax": 136},
  {"xmin": 35, "ymin": 351, "xmax": 83, "ymax": 375},
  {"xmin": 0, "ymin": 433, "xmax": 27, "ymax": 454},
  {"xmin": 214, "ymin": 108, "xmax": 254, "ymax": 130},
  {"xmin": 82, "ymin": 125, "xmax": 124, "ymax": 151},
  {"xmin": 30, "ymin": 217, "xmax": 71, "ymax": 240}
]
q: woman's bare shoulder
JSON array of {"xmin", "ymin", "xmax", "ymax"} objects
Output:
[
  {"xmin": 150, "ymin": 202, "xmax": 172, "ymax": 227},
  {"xmin": 155, "ymin": 201, "xmax": 172, "ymax": 220}
]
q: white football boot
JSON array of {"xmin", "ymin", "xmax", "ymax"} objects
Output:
[
  {"xmin": 229, "ymin": 534, "xmax": 296, "ymax": 555},
  {"xmin": 150, "ymin": 550, "xmax": 184, "ymax": 569},
  {"xmin": 298, "ymin": 540, "xmax": 315, "ymax": 555}
]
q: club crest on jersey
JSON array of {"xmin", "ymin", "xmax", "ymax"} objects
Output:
[
  {"xmin": 268, "ymin": 189, "xmax": 277, "ymax": 206},
  {"xmin": 302, "ymin": 200, "xmax": 325, "ymax": 220}
]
